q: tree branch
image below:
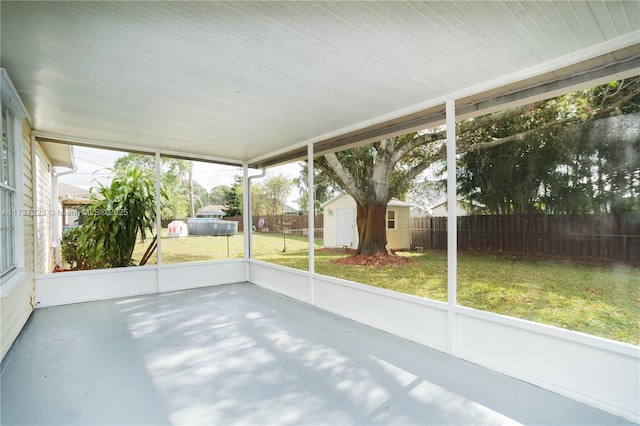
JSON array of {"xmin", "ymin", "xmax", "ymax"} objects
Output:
[
  {"xmin": 464, "ymin": 84, "xmax": 640, "ymax": 153},
  {"xmin": 323, "ymin": 152, "xmax": 366, "ymax": 203},
  {"xmin": 599, "ymin": 78, "xmax": 630, "ymax": 108},
  {"xmin": 389, "ymin": 130, "xmax": 446, "ymax": 164},
  {"xmin": 389, "ymin": 158, "xmax": 436, "ymax": 199},
  {"xmin": 463, "ymin": 114, "xmax": 579, "ymax": 152}
]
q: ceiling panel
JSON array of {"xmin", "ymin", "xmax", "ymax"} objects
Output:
[{"xmin": 1, "ymin": 1, "xmax": 638, "ymax": 164}]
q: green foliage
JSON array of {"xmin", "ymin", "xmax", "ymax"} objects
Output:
[
  {"xmin": 457, "ymin": 77, "xmax": 640, "ymax": 215},
  {"xmin": 209, "ymin": 185, "xmax": 229, "ymax": 205},
  {"xmin": 112, "ymin": 154, "xmax": 156, "ymax": 171},
  {"xmin": 158, "ymin": 157, "xmax": 193, "ymax": 219},
  {"xmin": 60, "ymin": 226, "xmax": 89, "ymax": 270},
  {"xmin": 223, "ymin": 175, "xmax": 243, "ymax": 216},
  {"xmin": 295, "ymin": 162, "xmax": 339, "ymax": 214},
  {"xmin": 254, "ymin": 174, "xmax": 293, "ymax": 216},
  {"xmin": 223, "ymin": 174, "xmax": 294, "ymax": 217},
  {"xmin": 458, "ymin": 136, "xmax": 561, "ymax": 214},
  {"xmin": 192, "ymin": 181, "xmax": 210, "ymax": 213},
  {"xmin": 113, "ymin": 153, "xmax": 194, "ymax": 219},
  {"xmin": 315, "ymin": 133, "xmax": 446, "ymax": 205},
  {"xmin": 77, "ymin": 166, "xmax": 161, "ymax": 268}
]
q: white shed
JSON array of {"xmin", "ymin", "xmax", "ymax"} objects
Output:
[{"xmin": 322, "ymin": 194, "xmax": 411, "ymax": 250}]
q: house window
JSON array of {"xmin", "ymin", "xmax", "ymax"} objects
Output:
[
  {"xmin": 1, "ymin": 104, "xmax": 16, "ymax": 276},
  {"xmin": 387, "ymin": 210, "xmax": 396, "ymax": 229}
]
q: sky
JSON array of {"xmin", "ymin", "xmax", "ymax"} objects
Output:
[{"xmin": 58, "ymin": 146, "xmax": 304, "ymax": 206}]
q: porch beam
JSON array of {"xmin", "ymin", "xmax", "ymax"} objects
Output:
[{"xmin": 33, "ymin": 131, "xmax": 243, "ymax": 167}]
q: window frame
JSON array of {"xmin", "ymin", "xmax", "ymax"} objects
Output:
[
  {"xmin": 1, "ymin": 104, "xmax": 17, "ymax": 277},
  {"xmin": 1, "ymin": 69, "xmax": 29, "ymax": 294},
  {"xmin": 386, "ymin": 209, "xmax": 396, "ymax": 230}
]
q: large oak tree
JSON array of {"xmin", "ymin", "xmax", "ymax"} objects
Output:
[{"xmin": 314, "ymin": 78, "xmax": 639, "ymax": 257}]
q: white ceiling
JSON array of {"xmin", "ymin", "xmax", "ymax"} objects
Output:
[{"xmin": 1, "ymin": 1, "xmax": 639, "ymax": 165}]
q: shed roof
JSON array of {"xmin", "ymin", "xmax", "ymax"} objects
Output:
[
  {"xmin": 1, "ymin": 1, "xmax": 638, "ymax": 166},
  {"xmin": 322, "ymin": 193, "xmax": 411, "ymax": 208}
]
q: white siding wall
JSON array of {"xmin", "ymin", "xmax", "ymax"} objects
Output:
[
  {"xmin": 386, "ymin": 206, "xmax": 410, "ymax": 250},
  {"xmin": 1, "ymin": 120, "xmax": 35, "ymax": 361},
  {"xmin": 322, "ymin": 194, "xmax": 357, "ymax": 248},
  {"xmin": 35, "ymin": 144, "xmax": 52, "ymax": 274}
]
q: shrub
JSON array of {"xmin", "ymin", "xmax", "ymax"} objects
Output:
[
  {"xmin": 61, "ymin": 227, "xmax": 88, "ymax": 269},
  {"xmin": 77, "ymin": 166, "xmax": 161, "ymax": 268}
]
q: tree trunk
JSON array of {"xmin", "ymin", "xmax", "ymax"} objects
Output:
[{"xmin": 356, "ymin": 202, "xmax": 389, "ymax": 255}]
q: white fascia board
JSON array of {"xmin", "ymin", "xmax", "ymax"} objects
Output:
[
  {"xmin": 33, "ymin": 131, "xmax": 243, "ymax": 166},
  {"xmin": 1, "ymin": 68, "xmax": 31, "ymax": 122}
]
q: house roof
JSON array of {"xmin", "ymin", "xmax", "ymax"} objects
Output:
[
  {"xmin": 57, "ymin": 182, "xmax": 90, "ymax": 200},
  {"xmin": 430, "ymin": 198, "xmax": 467, "ymax": 209},
  {"xmin": 283, "ymin": 204, "xmax": 299, "ymax": 214},
  {"xmin": 410, "ymin": 205, "xmax": 432, "ymax": 214},
  {"xmin": 321, "ymin": 194, "xmax": 346, "ymax": 208},
  {"xmin": 387, "ymin": 198, "xmax": 412, "ymax": 208},
  {"xmin": 196, "ymin": 205, "xmax": 225, "ymax": 216},
  {"xmin": 1, "ymin": 2, "xmax": 638, "ymax": 166}
]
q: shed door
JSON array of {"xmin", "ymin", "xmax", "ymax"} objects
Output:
[{"xmin": 336, "ymin": 208, "xmax": 355, "ymax": 247}]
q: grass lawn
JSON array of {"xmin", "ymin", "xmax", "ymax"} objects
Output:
[
  {"xmin": 131, "ymin": 230, "xmax": 314, "ymax": 264},
  {"xmin": 133, "ymin": 232, "xmax": 639, "ymax": 345}
]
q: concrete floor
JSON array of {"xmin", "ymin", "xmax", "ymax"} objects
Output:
[{"xmin": 1, "ymin": 282, "xmax": 635, "ymax": 426}]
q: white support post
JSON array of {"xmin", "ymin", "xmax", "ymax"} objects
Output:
[
  {"xmin": 307, "ymin": 143, "xmax": 315, "ymax": 303},
  {"xmin": 154, "ymin": 152, "xmax": 163, "ymax": 290},
  {"xmin": 31, "ymin": 135, "xmax": 38, "ymax": 274},
  {"xmin": 446, "ymin": 99, "xmax": 457, "ymax": 355},
  {"xmin": 242, "ymin": 164, "xmax": 250, "ymax": 280}
]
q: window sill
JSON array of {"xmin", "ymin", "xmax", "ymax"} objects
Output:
[{"xmin": 1, "ymin": 268, "xmax": 29, "ymax": 298}]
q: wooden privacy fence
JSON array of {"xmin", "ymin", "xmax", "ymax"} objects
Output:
[{"xmin": 411, "ymin": 214, "xmax": 640, "ymax": 263}]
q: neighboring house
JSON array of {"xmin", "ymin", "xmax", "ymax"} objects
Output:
[
  {"xmin": 283, "ymin": 204, "xmax": 301, "ymax": 216},
  {"xmin": 410, "ymin": 205, "xmax": 432, "ymax": 218},
  {"xmin": 322, "ymin": 194, "xmax": 411, "ymax": 250},
  {"xmin": 196, "ymin": 204, "xmax": 225, "ymax": 219},
  {"xmin": 58, "ymin": 182, "xmax": 92, "ymax": 228},
  {"xmin": 430, "ymin": 198, "xmax": 471, "ymax": 216}
]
